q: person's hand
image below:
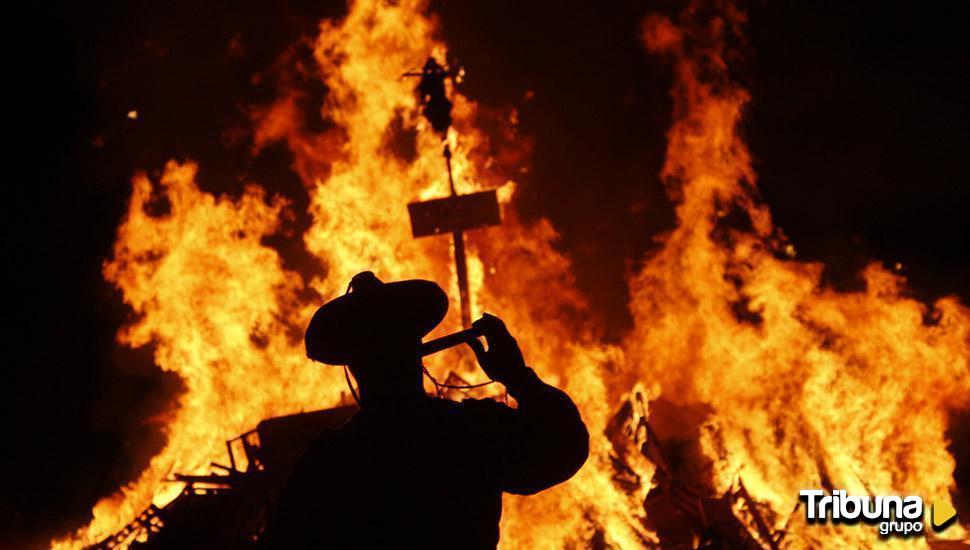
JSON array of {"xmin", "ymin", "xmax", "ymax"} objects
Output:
[{"xmin": 466, "ymin": 313, "xmax": 527, "ymax": 384}]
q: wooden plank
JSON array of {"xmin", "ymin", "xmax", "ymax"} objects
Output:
[{"xmin": 407, "ymin": 190, "xmax": 501, "ymax": 238}]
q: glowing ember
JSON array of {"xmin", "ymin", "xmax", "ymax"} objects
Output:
[{"xmin": 53, "ymin": 0, "xmax": 968, "ymax": 547}]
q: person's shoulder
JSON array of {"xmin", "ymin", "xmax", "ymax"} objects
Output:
[
  {"xmin": 292, "ymin": 430, "xmax": 326, "ymax": 463},
  {"xmin": 297, "ymin": 423, "xmax": 353, "ymax": 466}
]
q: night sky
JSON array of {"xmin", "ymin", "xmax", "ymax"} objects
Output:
[{"xmin": 9, "ymin": 1, "xmax": 970, "ymax": 546}]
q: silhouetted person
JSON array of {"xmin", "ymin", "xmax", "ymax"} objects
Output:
[{"xmin": 269, "ymin": 272, "xmax": 588, "ymax": 549}]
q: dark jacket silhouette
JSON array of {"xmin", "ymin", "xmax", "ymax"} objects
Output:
[{"xmin": 269, "ymin": 273, "xmax": 588, "ymax": 549}]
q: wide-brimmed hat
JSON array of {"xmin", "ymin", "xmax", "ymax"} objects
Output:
[{"xmin": 304, "ymin": 271, "xmax": 448, "ymax": 365}]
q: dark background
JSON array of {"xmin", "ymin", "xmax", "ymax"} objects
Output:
[{"xmin": 8, "ymin": 0, "xmax": 970, "ymax": 545}]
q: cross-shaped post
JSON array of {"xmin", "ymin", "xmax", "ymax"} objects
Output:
[{"xmin": 408, "ymin": 145, "xmax": 500, "ymax": 328}]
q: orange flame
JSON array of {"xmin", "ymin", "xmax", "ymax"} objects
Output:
[
  {"xmin": 631, "ymin": 5, "xmax": 969, "ymax": 546},
  {"xmin": 54, "ymin": 0, "xmax": 968, "ymax": 548}
]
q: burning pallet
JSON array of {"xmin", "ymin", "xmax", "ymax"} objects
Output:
[
  {"xmin": 605, "ymin": 390, "xmax": 793, "ymax": 549},
  {"xmin": 91, "ymin": 406, "xmax": 358, "ymax": 549}
]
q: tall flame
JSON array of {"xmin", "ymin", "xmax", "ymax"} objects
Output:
[
  {"xmin": 630, "ymin": 4, "xmax": 970, "ymax": 546},
  {"xmin": 54, "ymin": 0, "xmax": 968, "ymax": 548}
]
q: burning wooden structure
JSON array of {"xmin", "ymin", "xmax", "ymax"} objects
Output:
[
  {"xmin": 91, "ymin": 398, "xmax": 796, "ymax": 549},
  {"xmin": 92, "ymin": 406, "xmax": 358, "ymax": 548},
  {"xmin": 91, "ymin": 391, "xmax": 968, "ymax": 548}
]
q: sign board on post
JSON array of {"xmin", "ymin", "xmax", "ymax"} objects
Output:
[
  {"xmin": 408, "ymin": 189, "xmax": 501, "ymax": 329},
  {"xmin": 407, "ymin": 190, "xmax": 501, "ymax": 238}
]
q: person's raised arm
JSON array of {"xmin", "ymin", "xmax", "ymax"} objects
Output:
[{"xmin": 466, "ymin": 313, "xmax": 589, "ymax": 495}]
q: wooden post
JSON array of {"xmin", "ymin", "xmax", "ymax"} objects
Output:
[{"xmin": 443, "ymin": 146, "xmax": 472, "ymax": 329}]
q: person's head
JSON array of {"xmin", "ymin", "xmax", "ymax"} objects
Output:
[
  {"xmin": 304, "ymin": 272, "xmax": 448, "ymax": 406},
  {"xmin": 347, "ymin": 332, "xmax": 424, "ymax": 404}
]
